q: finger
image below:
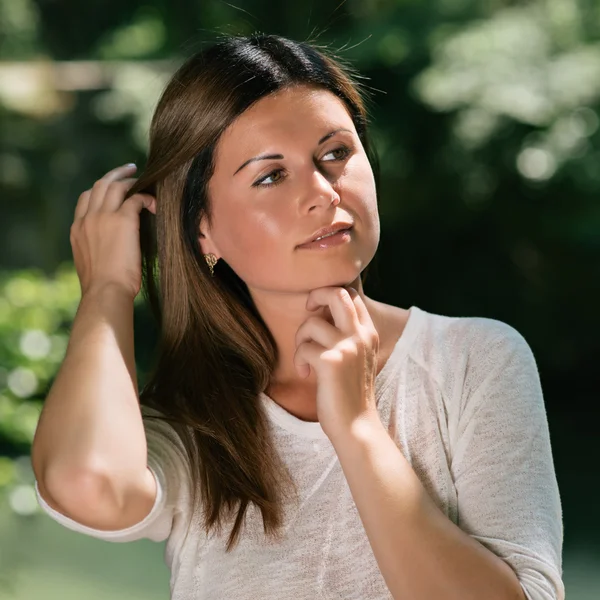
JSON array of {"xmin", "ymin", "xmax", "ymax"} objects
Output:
[
  {"xmin": 294, "ymin": 316, "xmax": 340, "ymax": 352},
  {"xmin": 143, "ymin": 196, "xmax": 156, "ymax": 214},
  {"xmin": 99, "ymin": 178, "xmax": 138, "ymax": 212},
  {"xmin": 119, "ymin": 192, "xmax": 157, "ymax": 218},
  {"xmin": 344, "ymin": 287, "xmax": 375, "ymax": 329},
  {"xmin": 305, "ymin": 287, "xmax": 359, "ymax": 334},
  {"xmin": 87, "ymin": 164, "xmax": 138, "ymax": 214},
  {"xmin": 293, "ymin": 342, "xmax": 323, "ymax": 379},
  {"xmin": 73, "ymin": 189, "xmax": 91, "ymax": 221}
]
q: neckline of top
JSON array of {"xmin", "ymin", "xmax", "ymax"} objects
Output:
[{"xmin": 259, "ymin": 305, "xmax": 426, "ymax": 439}]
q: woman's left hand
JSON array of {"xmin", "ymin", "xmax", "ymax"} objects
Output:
[{"xmin": 293, "ymin": 286, "xmax": 381, "ymax": 442}]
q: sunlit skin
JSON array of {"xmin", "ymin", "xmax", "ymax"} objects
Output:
[{"xmin": 198, "ymin": 83, "xmax": 409, "ymax": 419}]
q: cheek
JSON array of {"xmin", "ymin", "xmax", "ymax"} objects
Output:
[
  {"xmin": 238, "ymin": 211, "xmax": 286, "ymax": 251},
  {"xmin": 344, "ymin": 160, "xmax": 378, "ymax": 216},
  {"xmin": 342, "ymin": 161, "xmax": 380, "ymax": 248},
  {"xmin": 216, "ymin": 209, "xmax": 290, "ymax": 274},
  {"xmin": 353, "ymin": 157, "xmax": 377, "ymax": 194}
]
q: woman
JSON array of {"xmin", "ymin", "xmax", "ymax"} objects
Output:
[{"xmin": 31, "ymin": 34, "xmax": 564, "ymax": 600}]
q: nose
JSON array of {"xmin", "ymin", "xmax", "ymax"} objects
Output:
[{"xmin": 302, "ymin": 168, "xmax": 341, "ymax": 210}]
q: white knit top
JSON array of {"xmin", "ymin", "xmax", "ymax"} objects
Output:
[{"xmin": 34, "ymin": 305, "xmax": 565, "ymax": 599}]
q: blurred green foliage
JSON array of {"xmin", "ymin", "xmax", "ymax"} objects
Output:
[{"xmin": 0, "ymin": 267, "xmax": 78, "ymax": 494}]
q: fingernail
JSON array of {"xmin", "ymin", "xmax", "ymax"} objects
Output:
[{"xmin": 125, "ymin": 163, "xmax": 137, "ymax": 168}]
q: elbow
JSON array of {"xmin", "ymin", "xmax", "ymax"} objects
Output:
[{"xmin": 39, "ymin": 463, "xmax": 126, "ymax": 529}]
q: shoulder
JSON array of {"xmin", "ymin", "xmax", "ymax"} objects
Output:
[
  {"xmin": 401, "ymin": 306, "xmax": 537, "ymax": 406},
  {"xmin": 374, "ymin": 301, "xmax": 530, "ymax": 371},
  {"xmin": 413, "ymin": 306, "xmax": 530, "ymax": 360},
  {"xmin": 424, "ymin": 310, "xmax": 542, "ymax": 417}
]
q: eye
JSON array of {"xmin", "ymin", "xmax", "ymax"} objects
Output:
[
  {"xmin": 321, "ymin": 145, "xmax": 352, "ymax": 162},
  {"xmin": 253, "ymin": 169, "xmax": 286, "ymax": 188},
  {"xmin": 252, "ymin": 145, "xmax": 352, "ymax": 188}
]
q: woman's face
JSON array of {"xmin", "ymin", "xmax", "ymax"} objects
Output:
[{"xmin": 200, "ymin": 83, "xmax": 380, "ymax": 294}]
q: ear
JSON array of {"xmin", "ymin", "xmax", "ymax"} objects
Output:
[
  {"xmin": 198, "ymin": 218, "xmax": 219, "ymax": 258},
  {"xmin": 198, "ymin": 234, "xmax": 215, "ymax": 257}
]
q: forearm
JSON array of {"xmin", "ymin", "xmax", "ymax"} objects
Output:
[
  {"xmin": 31, "ymin": 284, "xmax": 147, "ymax": 498},
  {"xmin": 332, "ymin": 417, "xmax": 526, "ymax": 600}
]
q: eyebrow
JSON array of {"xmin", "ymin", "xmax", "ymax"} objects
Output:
[{"xmin": 233, "ymin": 128, "xmax": 353, "ymax": 176}]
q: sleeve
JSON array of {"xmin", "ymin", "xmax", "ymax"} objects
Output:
[
  {"xmin": 34, "ymin": 405, "xmax": 192, "ymax": 543},
  {"xmin": 450, "ymin": 321, "xmax": 565, "ymax": 600}
]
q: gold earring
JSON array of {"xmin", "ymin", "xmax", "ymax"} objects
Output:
[{"xmin": 204, "ymin": 253, "xmax": 218, "ymax": 277}]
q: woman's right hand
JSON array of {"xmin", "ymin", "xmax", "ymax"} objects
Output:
[{"xmin": 70, "ymin": 164, "xmax": 157, "ymax": 300}]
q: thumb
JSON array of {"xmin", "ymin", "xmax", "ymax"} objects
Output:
[
  {"xmin": 123, "ymin": 193, "xmax": 156, "ymax": 215},
  {"xmin": 143, "ymin": 195, "xmax": 157, "ymax": 214}
]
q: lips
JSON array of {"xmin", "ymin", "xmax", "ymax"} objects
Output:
[{"xmin": 300, "ymin": 222, "xmax": 353, "ymax": 246}]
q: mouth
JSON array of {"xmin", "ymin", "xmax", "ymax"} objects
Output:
[
  {"xmin": 299, "ymin": 222, "xmax": 354, "ymax": 246},
  {"xmin": 297, "ymin": 226, "xmax": 353, "ymax": 249}
]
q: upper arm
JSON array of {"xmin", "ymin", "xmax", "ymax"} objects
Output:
[
  {"xmin": 34, "ymin": 406, "xmax": 192, "ymax": 543},
  {"xmin": 451, "ymin": 323, "xmax": 565, "ymax": 600}
]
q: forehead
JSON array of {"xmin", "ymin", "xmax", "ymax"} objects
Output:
[{"xmin": 217, "ymin": 85, "xmax": 355, "ymax": 151}]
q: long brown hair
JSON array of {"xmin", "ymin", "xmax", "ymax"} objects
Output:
[{"xmin": 126, "ymin": 33, "xmax": 380, "ymax": 552}]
